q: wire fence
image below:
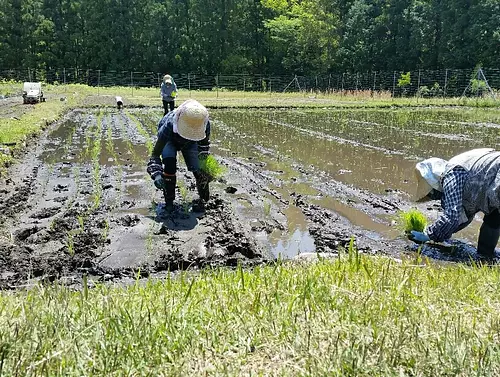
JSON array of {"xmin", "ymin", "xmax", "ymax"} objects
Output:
[{"xmin": 1, "ymin": 68, "xmax": 499, "ymax": 98}]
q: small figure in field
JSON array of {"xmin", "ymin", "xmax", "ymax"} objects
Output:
[
  {"xmin": 160, "ymin": 74, "xmax": 177, "ymax": 116},
  {"xmin": 410, "ymin": 148, "xmax": 500, "ymax": 260},
  {"xmin": 116, "ymin": 96, "xmax": 123, "ymax": 110},
  {"xmin": 147, "ymin": 99, "xmax": 212, "ymax": 213}
]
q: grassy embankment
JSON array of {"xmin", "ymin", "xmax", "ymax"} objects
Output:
[{"xmin": 1, "ymin": 251, "xmax": 500, "ymax": 375}]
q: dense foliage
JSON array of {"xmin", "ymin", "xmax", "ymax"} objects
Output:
[{"xmin": 0, "ymin": 0, "xmax": 499, "ymax": 74}]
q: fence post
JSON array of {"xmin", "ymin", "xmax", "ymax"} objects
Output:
[
  {"xmin": 392, "ymin": 71, "xmax": 396, "ymax": 97},
  {"xmin": 417, "ymin": 69, "xmax": 421, "ymax": 98},
  {"xmin": 63, "ymin": 68, "xmax": 66, "ymax": 85},
  {"xmin": 131, "ymin": 71, "xmax": 133, "ymax": 97},
  {"xmin": 355, "ymin": 73, "xmax": 359, "ymax": 91},
  {"xmin": 328, "ymin": 74, "xmax": 331, "ymax": 94},
  {"xmin": 341, "ymin": 73, "xmax": 345, "ymax": 95},
  {"xmin": 444, "ymin": 69, "xmax": 448, "ymax": 97},
  {"xmin": 372, "ymin": 71, "xmax": 377, "ymax": 96},
  {"xmin": 97, "ymin": 70, "xmax": 101, "ymax": 95},
  {"xmin": 188, "ymin": 73, "xmax": 191, "ymax": 97},
  {"xmin": 269, "ymin": 77, "xmax": 272, "ymax": 96},
  {"xmin": 216, "ymin": 74, "xmax": 219, "ymax": 98}
]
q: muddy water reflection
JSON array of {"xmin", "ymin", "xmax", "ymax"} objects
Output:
[
  {"xmin": 213, "ymin": 109, "xmax": 500, "ymax": 195},
  {"xmin": 213, "ymin": 108, "xmax": 500, "ymax": 246}
]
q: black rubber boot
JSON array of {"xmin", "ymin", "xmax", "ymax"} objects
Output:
[
  {"xmin": 194, "ymin": 172, "xmax": 210, "ymax": 202},
  {"xmin": 192, "ymin": 171, "xmax": 209, "ymax": 212},
  {"xmin": 477, "ymin": 222, "xmax": 500, "ymax": 260},
  {"xmin": 163, "ymin": 175, "xmax": 176, "ymax": 212}
]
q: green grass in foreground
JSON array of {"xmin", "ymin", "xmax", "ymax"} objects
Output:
[{"xmin": 1, "ymin": 251, "xmax": 500, "ymax": 376}]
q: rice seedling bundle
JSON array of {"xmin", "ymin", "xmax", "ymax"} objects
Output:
[
  {"xmin": 200, "ymin": 155, "xmax": 226, "ymax": 179},
  {"xmin": 398, "ymin": 209, "xmax": 428, "ymax": 233}
]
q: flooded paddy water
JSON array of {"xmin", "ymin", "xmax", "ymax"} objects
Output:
[{"xmin": 1, "ymin": 105, "xmax": 500, "ymax": 287}]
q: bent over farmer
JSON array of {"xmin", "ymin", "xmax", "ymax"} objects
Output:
[
  {"xmin": 410, "ymin": 148, "xmax": 500, "ymax": 259},
  {"xmin": 147, "ymin": 99, "xmax": 211, "ymax": 212}
]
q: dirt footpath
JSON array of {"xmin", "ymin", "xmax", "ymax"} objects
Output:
[{"xmin": 0, "ymin": 107, "xmax": 482, "ymax": 288}]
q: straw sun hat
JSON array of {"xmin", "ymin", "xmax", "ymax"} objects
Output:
[
  {"xmin": 163, "ymin": 74, "xmax": 173, "ymax": 84},
  {"xmin": 174, "ymin": 100, "xmax": 209, "ymax": 141},
  {"xmin": 414, "ymin": 157, "xmax": 447, "ymax": 201}
]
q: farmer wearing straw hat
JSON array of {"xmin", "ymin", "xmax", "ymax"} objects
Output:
[
  {"xmin": 160, "ymin": 74, "xmax": 178, "ymax": 116},
  {"xmin": 410, "ymin": 148, "xmax": 500, "ymax": 259},
  {"xmin": 147, "ymin": 99, "xmax": 212, "ymax": 212}
]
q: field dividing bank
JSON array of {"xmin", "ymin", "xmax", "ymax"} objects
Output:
[{"xmin": 1, "ymin": 255, "xmax": 500, "ymax": 375}]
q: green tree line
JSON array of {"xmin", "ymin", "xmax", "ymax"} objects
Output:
[{"xmin": 0, "ymin": 0, "xmax": 499, "ymax": 75}]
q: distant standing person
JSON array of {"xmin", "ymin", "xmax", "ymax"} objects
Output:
[{"xmin": 160, "ymin": 74, "xmax": 177, "ymax": 116}]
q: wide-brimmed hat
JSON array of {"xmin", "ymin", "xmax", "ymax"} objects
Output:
[
  {"xmin": 175, "ymin": 100, "xmax": 208, "ymax": 141},
  {"xmin": 414, "ymin": 157, "xmax": 447, "ymax": 201},
  {"xmin": 163, "ymin": 74, "xmax": 172, "ymax": 84}
]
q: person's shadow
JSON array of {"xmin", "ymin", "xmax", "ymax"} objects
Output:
[
  {"xmin": 409, "ymin": 239, "xmax": 499, "ymax": 264},
  {"xmin": 154, "ymin": 202, "xmax": 205, "ymax": 231}
]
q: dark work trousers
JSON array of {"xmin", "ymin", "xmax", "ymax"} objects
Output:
[
  {"xmin": 484, "ymin": 209, "xmax": 500, "ymax": 228},
  {"xmin": 162, "ymin": 100, "xmax": 175, "ymax": 116}
]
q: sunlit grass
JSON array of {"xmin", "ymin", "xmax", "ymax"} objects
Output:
[{"xmin": 1, "ymin": 251, "xmax": 500, "ymax": 375}]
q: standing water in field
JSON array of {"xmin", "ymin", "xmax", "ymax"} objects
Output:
[{"xmin": 1, "ymin": 106, "xmax": 500, "ymax": 287}]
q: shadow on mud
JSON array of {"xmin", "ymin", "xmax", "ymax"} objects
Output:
[{"xmin": 409, "ymin": 239, "xmax": 499, "ymax": 264}]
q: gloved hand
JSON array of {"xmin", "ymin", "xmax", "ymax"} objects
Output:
[
  {"xmin": 198, "ymin": 151, "xmax": 210, "ymax": 160},
  {"xmin": 147, "ymin": 157, "xmax": 163, "ymax": 178},
  {"xmin": 154, "ymin": 175, "xmax": 166, "ymax": 190},
  {"xmin": 199, "ymin": 170, "xmax": 214, "ymax": 184},
  {"xmin": 408, "ymin": 230, "xmax": 430, "ymax": 244}
]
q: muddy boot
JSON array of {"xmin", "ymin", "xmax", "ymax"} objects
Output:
[
  {"xmin": 477, "ymin": 222, "xmax": 500, "ymax": 260},
  {"xmin": 163, "ymin": 175, "xmax": 176, "ymax": 213},
  {"xmin": 191, "ymin": 199, "xmax": 205, "ymax": 213},
  {"xmin": 194, "ymin": 172, "xmax": 210, "ymax": 202}
]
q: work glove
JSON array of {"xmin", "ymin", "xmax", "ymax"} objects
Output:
[
  {"xmin": 408, "ymin": 230, "xmax": 430, "ymax": 244},
  {"xmin": 198, "ymin": 151, "xmax": 210, "ymax": 160},
  {"xmin": 147, "ymin": 157, "xmax": 163, "ymax": 178},
  {"xmin": 200, "ymin": 170, "xmax": 213, "ymax": 185},
  {"xmin": 154, "ymin": 175, "xmax": 166, "ymax": 190}
]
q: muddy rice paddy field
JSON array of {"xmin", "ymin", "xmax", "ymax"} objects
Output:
[{"xmin": 1, "ymin": 103, "xmax": 499, "ymax": 288}]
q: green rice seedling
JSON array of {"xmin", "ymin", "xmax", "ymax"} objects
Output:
[
  {"xmin": 77, "ymin": 215, "xmax": 85, "ymax": 231},
  {"xmin": 66, "ymin": 232, "xmax": 75, "ymax": 256},
  {"xmin": 199, "ymin": 155, "xmax": 226, "ymax": 179},
  {"xmin": 263, "ymin": 200, "xmax": 271, "ymax": 217},
  {"xmin": 178, "ymin": 181, "xmax": 190, "ymax": 214},
  {"xmin": 398, "ymin": 208, "xmax": 428, "ymax": 233}
]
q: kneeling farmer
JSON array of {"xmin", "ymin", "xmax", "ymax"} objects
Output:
[
  {"xmin": 411, "ymin": 148, "xmax": 500, "ymax": 259},
  {"xmin": 147, "ymin": 99, "xmax": 211, "ymax": 212}
]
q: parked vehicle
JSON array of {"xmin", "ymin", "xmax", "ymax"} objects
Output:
[{"xmin": 22, "ymin": 82, "xmax": 45, "ymax": 104}]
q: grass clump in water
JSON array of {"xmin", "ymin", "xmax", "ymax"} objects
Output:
[
  {"xmin": 199, "ymin": 155, "xmax": 226, "ymax": 179},
  {"xmin": 398, "ymin": 208, "xmax": 428, "ymax": 233}
]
